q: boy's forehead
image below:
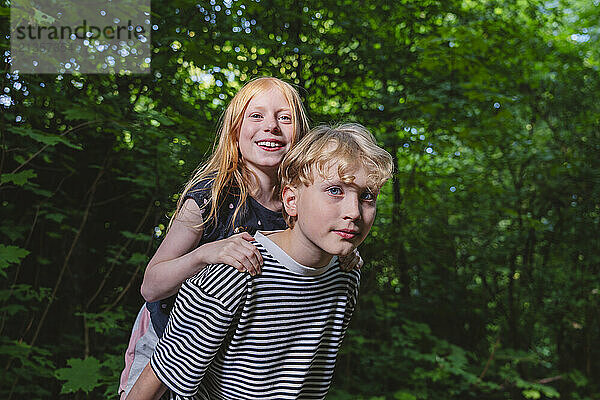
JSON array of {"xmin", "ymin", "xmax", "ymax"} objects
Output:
[{"xmin": 312, "ymin": 161, "xmax": 370, "ymax": 185}]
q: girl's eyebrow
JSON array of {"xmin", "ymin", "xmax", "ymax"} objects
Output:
[{"xmin": 247, "ymin": 105, "xmax": 291, "ymax": 113}]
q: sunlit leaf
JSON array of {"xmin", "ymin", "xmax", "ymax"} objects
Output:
[{"xmin": 55, "ymin": 357, "xmax": 102, "ymax": 394}]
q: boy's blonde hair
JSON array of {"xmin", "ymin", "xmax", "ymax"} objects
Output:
[
  {"xmin": 171, "ymin": 77, "xmax": 310, "ymax": 230},
  {"xmin": 279, "ymin": 123, "xmax": 394, "ymax": 228}
]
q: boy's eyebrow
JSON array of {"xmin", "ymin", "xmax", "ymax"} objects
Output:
[
  {"xmin": 320, "ymin": 177, "xmax": 344, "ymax": 186},
  {"xmin": 321, "ymin": 177, "xmax": 376, "ymax": 192}
]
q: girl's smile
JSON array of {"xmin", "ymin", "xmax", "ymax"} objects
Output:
[
  {"xmin": 256, "ymin": 139, "xmax": 285, "ymax": 151},
  {"xmin": 238, "ymin": 88, "xmax": 294, "ymax": 175}
]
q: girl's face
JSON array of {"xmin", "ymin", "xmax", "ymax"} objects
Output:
[{"xmin": 238, "ymin": 88, "xmax": 294, "ymax": 177}]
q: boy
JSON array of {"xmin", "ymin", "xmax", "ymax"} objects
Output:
[{"xmin": 127, "ymin": 124, "xmax": 393, "ymax": 400}]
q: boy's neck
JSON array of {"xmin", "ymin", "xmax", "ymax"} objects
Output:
[{"xmin": 268, "ymin": 229, "xmax": 334, "ymax": 269}]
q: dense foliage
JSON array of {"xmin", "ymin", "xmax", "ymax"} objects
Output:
[{"xmin": 1, "ymin": 0, "xmax": 599, "ymax": 398}]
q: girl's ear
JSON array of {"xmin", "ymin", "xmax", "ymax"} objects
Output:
[{"xmin": 281, "ymin": 185, "xmax": 299, "ymax": 217}]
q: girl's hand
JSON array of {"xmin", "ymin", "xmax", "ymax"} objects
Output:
[
  {"xmin": 339, "ymin": 248, "xmax": 363, "ymax": 272},
  {"xmin": 199, "ymin": 232, "xmax": 263, "ymax": 276}
]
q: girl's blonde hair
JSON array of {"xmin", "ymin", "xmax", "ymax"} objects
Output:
[
  {"xmin": 279, "ymin": 123, "xmax": 394, "ymax": 228},
  {"xmin": 171, "ymin": 77, "xmax": 310, "ymax": 230}
]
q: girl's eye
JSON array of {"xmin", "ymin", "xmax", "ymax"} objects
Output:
[
  {"xmin": 279, "ymin": 115, "xmax": 292, "ymax": 121},
  {"xmin": 327, "ymin": 187, "xmax": 343, "ymax": 196},
  {"xmin": 250, "ymin": 113, "xmax": 262, "ymax": 118}
]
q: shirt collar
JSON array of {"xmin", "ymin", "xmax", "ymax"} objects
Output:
[{"xmin": 254, "ymin": 231, "xmax": 338, "ymax": 276}]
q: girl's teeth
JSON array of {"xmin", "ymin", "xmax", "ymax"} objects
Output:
[{"xmin": 258, "ymin": 141, "xmax": 282, "ymax": 147}]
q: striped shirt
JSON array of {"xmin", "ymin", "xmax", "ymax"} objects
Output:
[{"xmin": 151, "ymin": 231, "xmax": 360, "ymax": 400}]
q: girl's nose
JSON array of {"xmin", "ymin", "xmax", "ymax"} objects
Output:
[{"xmin": 265, "ymin": 117, "xmax": 280, "ymax": 134}]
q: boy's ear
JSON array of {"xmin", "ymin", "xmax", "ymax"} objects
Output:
[{"xmin": 281, "ymin": 185, "xmax": 299, "ymax": 217}]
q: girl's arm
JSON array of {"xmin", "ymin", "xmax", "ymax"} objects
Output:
[
  {"xmin": 125, "ymin": 362, "xmax": 166, "ymax": 400},
  {"xmin": 141, "ymin": 199, "xmax": 263, "ymax": 302}
]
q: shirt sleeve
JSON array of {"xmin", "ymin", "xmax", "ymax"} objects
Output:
[
  {"xmin": 341, "ymin": 270, "xmax": 361, "ymax": 335},
  {"xmin": 183, "ymin": 179, "xmax": 212, "ymax": 210},
  {"xmin": 150, "ymin": 265, "xmax": 248, "ymax": 398}
]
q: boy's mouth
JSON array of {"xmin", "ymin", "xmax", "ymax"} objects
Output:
[
  {"xmin": 333, "ymin": 229, "xmax": 360, "ymax": 240},
  {"xmin": 256, "ymin": 140, "xmax": 285, "ymax": 151}
]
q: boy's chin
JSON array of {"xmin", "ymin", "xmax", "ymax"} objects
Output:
[{"xmin": 334, "ymin": 245, "xmax": 358, "ymax": 257}]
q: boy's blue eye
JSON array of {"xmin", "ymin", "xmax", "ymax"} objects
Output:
[
  {"xmin": 361, "ymin": 191, "xmax": 376, "ymax": 201},
  {"xmin": 327, "ymin": 187, "xmax": 342, "ymax": 196}
]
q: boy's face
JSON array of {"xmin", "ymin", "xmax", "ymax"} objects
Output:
[{"xmin": 283, "ymin": 161, "xmax": 378, "ymax": 258}]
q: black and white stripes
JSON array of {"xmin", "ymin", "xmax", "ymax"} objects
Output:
[{"xmin": 151, "ymin": 231, "xmax": 360, "ymax": 400}]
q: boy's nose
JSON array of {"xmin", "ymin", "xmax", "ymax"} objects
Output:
[{"xmin": 342, "ymin": 195, "xmax": 361, "ymax": 221}]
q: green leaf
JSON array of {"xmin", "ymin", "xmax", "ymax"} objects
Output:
[
  {"xmin": 146, "ymin": 110, "xmax": 175, "ymax": 126},
  {"xmin": 22, "ymin": 183, "xmax": 53, "ymax": 197},
  {"xmin": 0, "ymin": 303, "xmax": 28, "ymax": 316},
  {"xmin": 394, "ymin": 391, "xmax": 417, "ymax": 400},
  {"xmin": 62, "ymin": 108, "xmax": 98, "ymax": 121},
  {"xmin": 0, "ymin": 284, "xmax": 51, "ymax": 303},
  {"xmin": 127, "ymin": 252, "xmax": 149, "ymax": 265},
  {"xmin": 522, "ymin": 389, "xmax": 541, "ymax": 399},
  {"xmin": 44, "ymin": 213, "xmax": 67, "ymax": 223},
  {"xmin": 1, "ymin": 170, "xmax": 37, "ymax": 186},
  {"xmin": 36, "ymin": 256, "xmax": 52, "ymax": 265},
  {"xmin": 0, "ymin": 224, "xmax": 29, "ymax": 241},
  {"xmin": 8, "ymin": 126, "xmax": 82, "ymax": 149},
  {"xmin": 55, "ymin": 357, "xmax": 102, "ymax": 394},
  {"xmin": 539, "ymin": 384, "xmax": 560, "ymax": 398},
  {"xmin": 0, "ymin": 244, "xmax": 30, "ymax": 276},
  {"xmin": 0, "ymin": 338, "xmax": 55, "ymax": 384},
  {"xmin": 76, "ymin": 309, "xmax": 127, "ymax": 334},
  {"xmin": 120, "ymin": 230, "xmax": 151, "ymax": 241},
  {"xmin": 116, "ymin": 176, "xmax": 155, "ymax": 188},
  {"xmin": 567, "ymin": 369, "xmax": 588, "ymax": 387}
]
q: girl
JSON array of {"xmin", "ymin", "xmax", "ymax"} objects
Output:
[{"xmin": 119, "ymin": 77, "xmax": 362, "ymax": 398}]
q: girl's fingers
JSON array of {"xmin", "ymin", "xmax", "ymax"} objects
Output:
[
  {"xmin": 234, "ymin": 239, "xmax": 263, "ymax": 270},
  {"xmin": 339, "ymin": 255, "xmax": 348, "ymax": 270},
  {"xmin": 233, "ymin": 249, "xmax": 258, "ymax": 276},
  {"xmin": 356, "ymin": 255, "xmax": 363, "ymax": 269},
  {"xmin": 339, "ymin": 249, "xmax": 361, "ymax": 271},
  {"xmin": 344, "ymin": 258, "xmax": 355, "ymax": 271},
  {"xmin": 227, "ymin": 256, "xmax": 258, "ymax": 276},
  {"xmin": 239, "ymin": 232, "xmax": 255, "ymax": 242},
  {"xmin": 354, "ymin": 249, "xmax": 363, "ymax": 270},
  {"xmin": 225, "ymin": 257, "xmax": 245, "ymax": 273},
  {"xmin": 232, "ymin": 249, "xmax": 261, "ymax": 276},
  {"xmin": 215, "ymin": 235, "xmax": 263, "ymax": 275}
]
